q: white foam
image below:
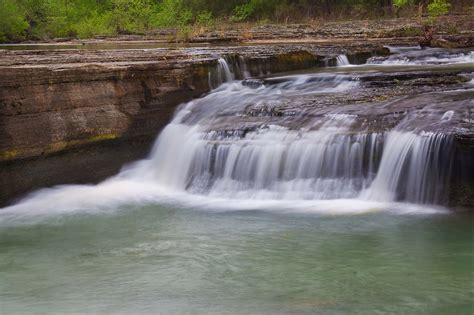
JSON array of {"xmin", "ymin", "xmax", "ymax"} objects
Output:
[
  {"xmin": 0, "ymin": 177, "xmax": 448, "ymax": 225},
  {"xmin": 336, "ymin": 54, "xmax": 350, "ymax": 66},
  {"xmin": 368, "ymin": 48, "xmax": 473, "ymax": 66},
  {"xmin": 0, "ymin": 65, "xmax": 456, "ymax": 224}
]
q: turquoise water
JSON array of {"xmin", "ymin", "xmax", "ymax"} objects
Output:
[{"xmin": 0, "ymin": 205, "xmax": 472, "ymax": 314}]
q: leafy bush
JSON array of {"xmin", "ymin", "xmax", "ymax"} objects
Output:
[
  {"xmin": 196, "ymin": 11, "xmax": 214, "ymax": 27},
  {"xmin": 152, "ymin": 0, "xmax": 192, "ymax": 28},
  {"xmin": 231, "ymin": 2, "xmax": 257, "ymax": 22},
  {"xmin": 427, "ymin": 0, "xmax": 450, "ymax": 18},
  {"xmin": 0, "ymin": 0, "xmax": 468, "ymax": 43},
  {"xmin": 230, "ymin": 0, "xmax": 276, "ymax": 22},
  {"xmin": 75, "ymin": 12, "xmax": 115, "ymax": 38},
  {"xmin": 0, "ymin": 0, "xmax": 29, "ymax": 41},
  {"xmin": 393, "ymin": 0, "xmax": 414, "ymax": 8},
  {"xmin": 107, "ymin": 0, "xmax": 156, "ymax": 34}
]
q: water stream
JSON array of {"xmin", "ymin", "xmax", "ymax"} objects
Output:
[
  {"xmin": 6, "ymin": 47, "xmax": 470, "ymax": 215},
  {"xmin": 0, "ymin": 46, "xmax": 472, "ymax": 314}
]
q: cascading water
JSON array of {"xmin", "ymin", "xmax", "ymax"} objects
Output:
[
  {"xmin": 367, "ymin": 46, "xmax": 473, "ymax": 65},
  {"xmin": 209, "ymin": 57, "xmax": 235, "ymax": 88},
  {"xmin": 336, "ymin": 54, "xmax": 350, "ymax": 66},
  {"xmin": 216, "ymin": 58, "xmax": 234, "ymax": 83},
  {"xmin": 142, "ymin": 120, "xmax": 383, "ymax": 200},
  {"xmin": 361, "ymin": 131, "xmax": 453, "ymax": 204},
  {"xmin": 122, "ymin": 59, "xmax": 456, "ymax": 206},
  {"xmin": 2, "ymin": 50, "xmax": 469, "ymax": 218}
]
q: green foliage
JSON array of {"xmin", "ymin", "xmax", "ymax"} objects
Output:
[
  {"xmin": 152, "ymin": 0, "xmax": 192, "ymax": 28},
  {"xmin": 231, "ymin": 2, "xmax": 258, "ymax": 22},
  {"xmin": 393, "ymin": 0, "xmax": 413, "ymax": 8},
  {"xmin": 394, "ymin": 0, "xmax": 451, "ymax": 17},
  {"xmin": 75, "ymin": 12, "xmax": 115, "ymax": 38},
  {"xmin": 20, "ymin": 0, "xmax": 49, "ymax": 27},
  {"xmin": 0, "ymin": 0, "xmax": 29, "ymax": 41},
  {"xmin": 107, "ymin": 0, "xmax": 156, "ymax": 34},
  {"xmin": 394, "ymin": 0, "xmax": 451, "ymax": 24},
  {"xmin": 0, "ymin": 0, "xmax": 465, "ymax": 42},
  {"xmin": 196, "ymin": 11, "xmax": 214, "ymax": 27},
  {"xmin": 231, "ymin": 0, "xmax": 278, "ymax": 22},
  {"xmin": 427, "ymin": 0, "xmax": 450, "ymax": 18}
]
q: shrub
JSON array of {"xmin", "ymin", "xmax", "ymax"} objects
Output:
[
  {"xmin": 0, "ymin": 0, "xmax": 29, "ymax": 42},
  {"xmin": 152, "ymin": 0, "xmax": 192, "ymax": 28},
  {"xmin": 75, "ymin": 12, "xmax": 115, "ymax": 38},
  {"xmin": 107, "ymin": 0, "xmax": 156, "ymax": 34},
  {"xmin": 196, "ymin": 11, "xmax": 214, "ymax": 27},
  {"xmin": 427, "ymin": 0, "xmax": 450, "ymax": 18}
]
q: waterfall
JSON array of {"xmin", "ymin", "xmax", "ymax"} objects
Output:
[
  {"xmin": 361, "ymin": 132, "xmax": 453, "ymax": 204},
  {"xmin": 216, "ymin": 58, "xmax": 234, "ymax": 84},
  {"xmin": 140, "ymin": 123, "xmax": 383, "ymax": 200},
  {"xmin": 136, "ymin": 123, "xmax": 452, "ymax": 204},
  {"xmin": 2, "ymin": 52, "xmax": 463, "ymax": 216},
  {"xmin": 238, "ymin": 55, "xmax": 251, "ymax": 79},
  {"xmin": 124, "ymin": 72, "xmax": 454, "ymax": 205},
  {"xmin": 209, "ymin": 58, "xmax": 238, "ymax": 89},
  {"xmin": 336, "ymin": 55, "xmax": 350, "ymax": 66}
]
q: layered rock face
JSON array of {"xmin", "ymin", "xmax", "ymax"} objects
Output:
[
  {"xmin": 0, "ymin": 52, "xmax": 207, "ymax": 205},
  {"xmin": 0, "ymin": 44, "xmax": 389, "ymax": 205}
]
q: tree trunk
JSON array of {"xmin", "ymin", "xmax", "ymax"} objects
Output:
[{"xmin": 324, "ymin": 0, "xmax": 331, "ymax": 16}]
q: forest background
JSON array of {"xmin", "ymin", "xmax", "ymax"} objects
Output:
[{"xmin": 0, "ymin": 0, "xmax": 472, "ymax": 42}]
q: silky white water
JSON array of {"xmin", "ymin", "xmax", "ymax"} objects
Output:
[
  {"xmin": 2, "ymin": 52, "xmax": 466, "ymax": 221},
  {"xmin": 368, "ymin": 46, "xmax": 473, "ymax": 65},
  {"xmin": 336, "ymin": 54, "xmax": 351, "ymax": 66}
]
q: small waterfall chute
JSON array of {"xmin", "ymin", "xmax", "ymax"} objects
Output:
[
  {"xmin": 217, "ymin": 58, "xmax": 233, "ymax": 83},
  {"xmin": 361, "ymin": 131, "xmax": 453, "ymax": 204},
  {"xmin": 209, "ymin": 57, "xmax": 235, "ymax": 89},
  {"xmin": 336, "ymin": 55, "xmax": 350, "ymax": 66}
]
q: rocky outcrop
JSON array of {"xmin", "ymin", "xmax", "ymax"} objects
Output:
[
  {"xmin": 0, "ymin": 44, "xmax": 390, "ymax": 205},
  {"xmin": 176, "ymin": 15, "xmax": 474, "ymax": 46}
]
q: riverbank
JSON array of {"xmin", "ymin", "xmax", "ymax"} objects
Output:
[{"xmin": 2, "ymin": 15, "xmax": 473, "ymax": 48}]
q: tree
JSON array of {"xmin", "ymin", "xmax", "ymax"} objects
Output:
[
  {"xmin": 0, "ymin": 0, "xmax": 29, "ymax": 41},
  {"xmin": 393, "ymin": 0, "xmax": 451, "ymax": 46}
]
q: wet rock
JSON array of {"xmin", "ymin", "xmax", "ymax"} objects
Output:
[
  {"xmin": 242, "ymin": 78, "xmax": 264, "ymax": 88},
  {"xmin": 450, "ymin": 134, "xmax": 474, "ymax": 210}
]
